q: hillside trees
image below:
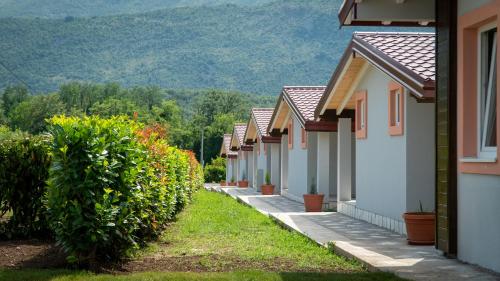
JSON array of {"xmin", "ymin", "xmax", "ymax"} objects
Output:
[{"xmin": 0, "ymin": 82, "xmax": 274, "ymax": 164}]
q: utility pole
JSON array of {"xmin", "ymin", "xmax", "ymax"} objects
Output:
[{"xmin": 200, "ymin": 128, "xmax": 204, "ymax": 167}]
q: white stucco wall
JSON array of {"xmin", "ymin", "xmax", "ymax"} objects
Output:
[
  {"xmin": 457, "ymin": 174, "xmax": 500, "ymax": 272},
  {"xmin": 455, "ymin": 0, "xmax": 500, "ymax": 273},
  {"xmin": 252, "ymin": 149, "xmax": 258, "ymax": 189},
  {"xmin": 406, "ymin": 96, "xmax": 435, "ymax": 212},
  {"xmin": 231, "ymin": 158, "xmax": 237, "ymax": 182},
  {"xmin": 281, "ymin": 134, "xmax": 289, "ymax": 191},
  {"xmin": 286, "ymin": 114, "xmax": 310, "ymax": 202},
  {"xmin": 355, "ymin": 67, "xmax": 407, "ymax": 221},
  {"xmin": 269, "ymin": 143, "xmax": 281, "ymax": 193},
  {"xmin": 246, "ymin": 150, "xmax": 254, "ymax": 187},
  {"xmin": 226, "ymin": 158, "xmax": 231, "ymax": 182},
  {"xmin": 238, "ymin": 150, "xmax": 246, "ymax": 181},
  {"xmin": 354, "ymin": 65, "xmax": 434, "ymax": 222},
  {"xmin": 254, "ymin": 141, "xmax": 267, "ymax": 191}
]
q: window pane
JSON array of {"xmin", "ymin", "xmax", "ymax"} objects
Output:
[
  {"xmin": 480, "ymin": 29, "xmax": 497, "ymax": 149},
  {"xmin": 485, "ymin": 39, "xmax": 497, "ymax": 147}
]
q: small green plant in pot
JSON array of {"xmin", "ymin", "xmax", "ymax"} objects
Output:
[
  {"xmin": 261, "ymin": 171, "xmax": 274, "ymax": 195},
  {"xmin": 228, "ymin": 176, "xmax": 237, "ymax": 186},
  {"xmin": 303, "ymin": 177, "xmax": 324, "ymax": 212},
  {"xmin": 403, "ymin": 200, "xmax": 435, "ymax": 245},
  {"xmin": 238, "ymin": 171, "xmax": 249, "ymax": 188}
]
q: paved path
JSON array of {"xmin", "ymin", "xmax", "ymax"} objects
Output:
[{"xmin": 207, "ymin": 185, "xmax": 500, "ymax": 281}]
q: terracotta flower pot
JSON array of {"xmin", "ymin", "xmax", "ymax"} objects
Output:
[
  {"xmin": 228, "ymin": 182, "xmax": 237, "ymax": 186},
  {"xmin": 303, "ymin": 194, "xmax": 324, "ymax": 212},
  {"xmin": 261, "ymin": 184, "xmax": 275, "ymax": 195},
  {"xmin": 403, "ymin": 212, "xmax": 435, "ymax": 245},
  {"xmin": 220, "ymin": 181, "xmax": 226, "ymax": 186},
  {"xmin": 238, "ymin": 180, "xmax": 249, "ymax": 188}
]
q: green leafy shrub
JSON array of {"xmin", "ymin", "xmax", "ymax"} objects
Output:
[
  {"xmin": 0, "ymin": 134, "xmax": 51, "ymax": 238},
  {"xmin": 46, "ymin": 115, "xmax": 149, "ymax": 263},
  {"xmin": 45, "ymin": 117, "xmax": 204, "ymax": 264},
  {"xmin": 204, "ymin": 157, "xmax": 226, "ymax": 183}
]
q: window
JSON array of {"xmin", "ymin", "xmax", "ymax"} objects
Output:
[
  {"xmin": 355, "ymin": 90, "xmax": 367, "ymax": 139},
  {"xmin": 301, "ymin": 127, "xmax": 307, "ymax": 149},
  {"xmin": 288, "ymin": 118, "xmax": 293, "ymax": 149},
  {"xmin": 478, "ymin": 25, "xmax": 497, "ymax": 158},
  {"xmin": 458, "ymin": 1, "xmax": 499, "ymax": 174},
  {"xmin": 388, "ymin": 82, "xmax": 404, "ymax": 136}
]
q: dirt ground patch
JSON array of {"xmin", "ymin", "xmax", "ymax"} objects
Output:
[
  {"xmin": 0, "ymin": 240, "xmax": 67, "ymax": 269},
  {"xmin": 0, "ymin": 240, "xmax": 341, "ymax": 273}
]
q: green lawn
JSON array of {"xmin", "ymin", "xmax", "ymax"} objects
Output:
[{"xmin": 0, "ymin": 190, "xmax": 405, "ymax": 281}]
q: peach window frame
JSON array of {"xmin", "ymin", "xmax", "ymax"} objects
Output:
[
  {"xmin": 388, "ymin": 81, "xmax": 404, "ymax": 136},
  {"xmin": 288, "ymin": 118, "xmax": 293, "ymax": 150},
  {"xmin": 458, "ymin": 0, "xmax": 500, "ymax": 174},
  {"xmin": 355, "ymin": 90, "xmax": 367, "ymax": 139},
  {"xmin": 301, "ymin": 127, "xmax": 307, "ymax": 149}
]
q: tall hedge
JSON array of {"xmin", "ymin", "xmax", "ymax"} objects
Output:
[
  {"xmin": 0, "ymin": 135, "xmax": 51, "ymax": 238},
  {"xmin": 45, "ymin": 116, "xmax": 203, "ymax": 264}
]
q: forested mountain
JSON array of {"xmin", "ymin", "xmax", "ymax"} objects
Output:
[
  {"xmin": 0, "ymin": 0, "xmax": 272, "ymax": 18},
  {"xmin": 0, "ymin": 0, "xmax": 396, "ymax": 95},
  {"xmin": 0, "ymin": 0, "xmax": 426, "ymax": 95}
]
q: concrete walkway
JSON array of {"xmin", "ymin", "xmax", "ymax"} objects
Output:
[{"xmin": 206, "ymin": 185, "xmax": 500, "ymax": 281}]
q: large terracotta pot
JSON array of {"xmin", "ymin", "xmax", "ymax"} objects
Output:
[
  {"xmin": 228, "ymin": 182, "xmax": 237, "ymax": 186},
  {"xmin": 261, "ymin": 184, "xmax": 275, "ymax": 195},
  {"xmin": 220, "ymin": 181, "xmax": 227, "ymax": 186},
  {"xmin": 238, "ymin": 180, "xmax": 249, "ymax": 188},
  {"xmin": 303, "ymin": 194, "xmax": 324, "ymax": 212},
  {"xmin": 403, "ymin": 212, "xmax": 435, "ymax": 245}
]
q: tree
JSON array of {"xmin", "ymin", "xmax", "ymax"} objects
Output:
[
  {"xmin": 1, "ymin": 85, "xmax": 29, "ymax": 117},
  {"xmin": 8, "ymin": 93, "xmax": 65, "ymax": 133},
  {"xmin": 126, "ymin": 86, "xmax": 163, "ymax": 110},
  {"xmin": 204, "ymin": 156, "xmax": 226, "ymax": 183},
  {"xmin": 151, "ymin": 100, "xmax": 187, "ymax": 146}
]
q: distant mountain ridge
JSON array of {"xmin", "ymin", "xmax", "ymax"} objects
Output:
[
  {"xmin": 0, "ymin": 0, "xmax": 427, "ymax": 95},
  {"xmin": 0, "ymin": 0, "xmax": 273, "ymax": 18}
]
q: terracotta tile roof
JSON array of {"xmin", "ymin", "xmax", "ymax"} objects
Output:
[
  {"xmin": 251, "ymin": 108, "xmax": 274, "ymax": 137},
  {"xmin": 354, "ymin": 32, "xmax": 435, "ymax": 82},
  {"xmin": 223, "ymin": 134, "xmax": 236, "ymax": 156},
  {"xmin": 283, "ymin": 86, "xmax": 326, "ymax": 122},
  {"xmin": 234, "ymin": 123, "xmax": 247, "ymax": 146}
]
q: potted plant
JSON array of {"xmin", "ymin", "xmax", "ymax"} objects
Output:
[
  {"xmin": 303, "ymin": 177, "xmax": 324, "ymax": 212},
  {"xmin": 402, "ymin": 201, "xmax": 435, "ymax": 245},
  {"xmin": 220, "ymin": 180, "xmax": 227, "ymax": 186},
  {"xmin": 261, "ymin": 172, "xmax": 274, "ymax": 195},
  {"xmin": 238, "ymin": 172, "xmax": 249, "ymax": 188},
  {"xmin": 228, "ymin": 176, "xmax": 237, "ymax": 186}
]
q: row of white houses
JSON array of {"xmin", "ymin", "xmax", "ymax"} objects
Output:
[
  {"xmin": 220, "ymin": 0, "xmax": 500, "ymax": 274},
  {"xmin": 221, "ymin": 31, "xmax": 436, "ymax": 234}
]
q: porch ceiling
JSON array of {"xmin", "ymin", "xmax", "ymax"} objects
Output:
[
  {"xmin": 271, "ymin": 101, "xmax": 290, "ymax": 132},
  {"xmin": 324, "ymin": 57, "xmax": 367, "ymax": 111},
  {"xmin": 245, "ymin": 119, "xmax": 258, "ymax": 142},
  {"xmin": 339, "ymin": 0, "xmax": 435, "ymax": 27}
]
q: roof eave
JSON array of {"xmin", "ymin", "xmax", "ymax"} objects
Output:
[{"xmin": 352, "ymin": 36, "xmax": 436, "ymax": 100}]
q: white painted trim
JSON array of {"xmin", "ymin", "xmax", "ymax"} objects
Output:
[
  {"xmin": 477, "ymin": 24, "xmax": 497, "ymax": 159},
  {"xmin": 282, "ymin": 191, "xmax": 304, "ymax": 204},
  {"xmin": 459, "ymin": 157, "xmax": 497, "ymax": 163},
  {"xmin": 338, "ymin": 201, "xmax": 407, "ymax": 235}
]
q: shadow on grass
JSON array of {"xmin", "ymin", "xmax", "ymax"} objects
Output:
[{"xmin": 0, "ymin": 269, "xmax": 406, "ymax": 281}]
